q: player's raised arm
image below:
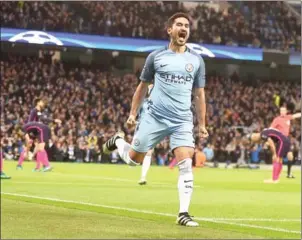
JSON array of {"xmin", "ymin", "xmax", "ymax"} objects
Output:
[
  {"xmin": 193, "ymin": 56, "xmax": 208, "ymax": 138},
  {"xmin": 292, "ymin": 112, "xmax": 301, "ymax": 119}
]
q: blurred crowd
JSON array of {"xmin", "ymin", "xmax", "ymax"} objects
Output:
[
  {"xmin": 233, "ymin": 1, "xmax": 301, "ymax": 51},
  {"xmin": 197, "ymin": 72, "xmax": 301, "ymax": 166},
  {"xmin": 1, "ymin": 53, "xmax": 300, "ymax": 166},
  {"xmin": 1, "ymin": 1, "xmax": 300, "ymax": 51}
]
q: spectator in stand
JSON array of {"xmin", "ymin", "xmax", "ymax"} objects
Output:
[
  {"xmin": 225, "ymin": 139, "xmax": 237, "ymax": 168},
  {"xmin": 250, "ymin": 144, "xmax": 262, "ymax": 164},
  {"xmin": 202, "ymin": 143, "xmax": 214, "ymax": 163},
  {"xmin": 75, "ymin": 136, "xmax": 87, "ymax": 163},
  {"xmin": 66, "ymin": 139, "xmax": 76, "ymax": 162},
  {"xmin": 85, "ymin": 130, "xmax": 98, "ymax": 162},
  {"xmin": 194, "ymin": 148, "xmax": 206, "ymax": 168},
  {"xmin": 234, "ymin": 1, "xmax": 301, "ymax": 51},
  {"xmin": 91, "ymin": 144, "xmax": 102, "ymax": 163}
]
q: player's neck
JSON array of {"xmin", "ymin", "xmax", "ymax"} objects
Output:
[
  {"xmin": 169, "ymin": 42, "xmax": 186, "ymax": 53},
  {"xmin": 36, "ymin": 106, "xmax": 41, "ymax": 111}
]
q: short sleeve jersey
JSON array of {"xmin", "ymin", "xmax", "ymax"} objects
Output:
[{"xmin": 140, "ymin": 46, "xmax": 206, "ymax": 122}]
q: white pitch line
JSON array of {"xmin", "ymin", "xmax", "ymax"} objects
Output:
[
  {"xmin": 204, "ymin": 218, "xmax": 301, "ymax": 222},
  {"xmin": 6, "ymin": 181, "xmax": 126, "ymax": 185},
  {"xmin": 46, "ymin": 172, "xmax": 203, "ymax": 188},
  {"xmin": 1, "ymin": 192, "xmax": 300, "ymax": 234},
  {"xmin": 198, "ymin": 218, "xmax": 301, "ymax": 234},
  {"xmin": 6, "ymin": 180, "xmax": 202, "ymax": 189},
  {"xmin": 1, "ymin": 188, "xmax": 299, "ymax": 223}
]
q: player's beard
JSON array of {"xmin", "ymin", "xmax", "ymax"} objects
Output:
[
  {"xmin": 172, "ymin": 36, "xmax": 187, "ymax": 47},
  {"xmin": 176, "ymin": 38, "xmax": 186, "ymax": 46},
  {"xmin": 175, "ymin": 31, "xmax": 188, "ymax": 46}
]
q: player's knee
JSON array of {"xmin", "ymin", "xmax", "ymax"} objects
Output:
[
  {"xmin": 250, "ymin": 133, "xmax": 260, "ymax": 143},
  {"xmin": 174, "ymin": 147, "xmax": 194, "ymax": 162},
  {"xmin": 146, "ymin": 149, "xmax": 153, "ymax": 157},
  {"xmin": 37, "ymin": 142, "xmax": 45, "ymax": 151},
  {"xmin": 177, "ymin": 158, "xmax": 193, "ymax": 174},
  {"xmin": 128, "ymin": 149, "xmax": 145, "ymax": 164}
]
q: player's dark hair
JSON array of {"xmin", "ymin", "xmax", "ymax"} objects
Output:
[
  {"xmin": 285, "ymin": 102, "xmax": 295, "ymax": 113},
  {"xmin": 167, "ymin": 12, "xmax": 190, "ymax": 28},
  {"xmin": 34, "ymin": 98, "xmax": 42, "ymax": 106}
]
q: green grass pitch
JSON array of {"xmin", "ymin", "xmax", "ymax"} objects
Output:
[{"xmin": 1, "ymin": 161, "xmax": 301, "ymax": 239}]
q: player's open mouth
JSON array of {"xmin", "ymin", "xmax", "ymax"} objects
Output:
[{"xmin": 178, "ymin": 32, "xmax": 187, "ymax": 41}]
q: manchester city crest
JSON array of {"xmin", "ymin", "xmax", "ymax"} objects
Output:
[
  {"xmin": 185, "ymin": 63, "xmax": 194, "ymax": 72},
  {"xmin": 134, "ymin": 139, "xmax": 140, "ymax": 146}
]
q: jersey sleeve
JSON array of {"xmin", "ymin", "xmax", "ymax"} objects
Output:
[
  {"xmin": 193, "ymin": 56, "xmax": 206, "ymax": 88},
  {"xmin": 28, "ymin": 109, "xmax": 38, "ymax": 122},
  {"xmin": 41, "ymin": 114, "xmax": 53, "ymax": 124},
  {"xmin": 140, "ymin": 51, "xmax": 156, "ymax": 83},
  {"xmin": 286, "ymin": 114, "xmax": 293, "ymax": 120},
  {"xmin": 270, "ymin": 117, "xmax": 278, "ymax": 128}
]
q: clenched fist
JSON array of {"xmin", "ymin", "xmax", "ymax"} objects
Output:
[
  {"xmin": 126, "ymin": 115, "xmax": 138, "ymax": 128},
  {"xmin": 198, "ymin": 125, "xmax": 209, "ymax": 138}
]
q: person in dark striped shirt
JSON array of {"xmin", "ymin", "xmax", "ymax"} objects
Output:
[
  {"xmin": 26, "ymin": 98, "xmax": 46, "ymax": 122},
  {"xmin": 17, "ymin": 99, "xmax": 61, "ymax": 172}
]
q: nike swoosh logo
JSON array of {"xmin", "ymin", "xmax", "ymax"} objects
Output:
[
  {"xmin": 160, "ymin": 64, "xmax": 168, "ymax": 67},
  {"xmin": 184, "ymin": 180, "xmax": 193, "ymax": 183}
]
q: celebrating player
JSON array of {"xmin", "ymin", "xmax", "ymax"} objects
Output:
[
  {"xmin": 103, "ymin": 12, "xmax": 208, "ymax": 227},
  {"xmin": 247, "ymin": 105, "xmax": 301, "ymax": 183}
]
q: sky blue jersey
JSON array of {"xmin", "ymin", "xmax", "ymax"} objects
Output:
[{"xmin": 140, "ymin": 46, "xmax": 206, "ymax": 123}]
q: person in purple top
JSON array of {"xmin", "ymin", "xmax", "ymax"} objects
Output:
[
  {"xmin": 26, "ymin": 98, "xmax": 45, "ymax": 122},
  {"xmin": 17, "ymin": 99, "xmax": 61, "ymax": 172}
]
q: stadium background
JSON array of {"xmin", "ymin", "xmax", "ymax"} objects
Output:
[
  {"xmin": 1, "ymin": 1, "xmax": 301, "ymax": 239},
  {"xmin": 1, "ymin": 1, "xmax": 301, "ymax": 167}
]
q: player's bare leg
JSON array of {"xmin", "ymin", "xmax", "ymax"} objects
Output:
[
  {"xmin": 103, "ymin": 132, "xmax": 148, "ymax": 165},
  {"xmin": 17, "ymin": 141, "xmax": 32, "ymax": 170},
  {"xmin": 17, "ymin": 135, "xmax": 33, "ymax": 170},
  {"xmin": 32, "ymin": 142, "xmax": 41, "ymax": 172},
  {"xmin": 35, "ymin": 142, "xmax": 52, "ymax": 172},
  {"xmin": 139, "ymin": 149, "xmax": 153, "ymax": 185},
  {"xmin": 286, "ymin": 151, "xmax": 295, "ymax": 178},
  {"xmin": 103, "ymin": 131, "xmax": 145, "ymax": 166},
  {"xmin": 174, "ymin": 146, "xmax": 199, "ymax": 227},
  {"xmin": 247, "ymin": 133, "xmax": 281, "ymax": 184},
  {"xmin": 264, "ymin": 156, "xmax": 282, "ymax": 184},
  {"xmin": 16, "ymin": 146, "xmax": 28, "ymax": 170}
]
